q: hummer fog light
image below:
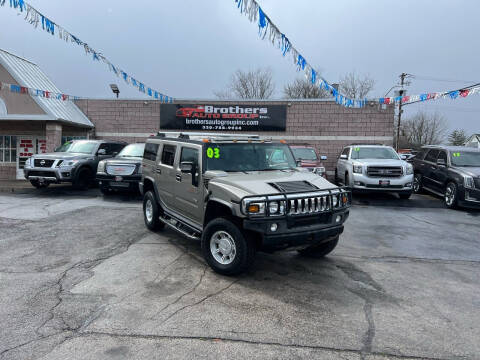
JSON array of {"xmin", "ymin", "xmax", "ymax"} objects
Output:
[
  {"xmin": 270, "ymin": 223, "xmax": 278, "ymax": 232},
  {"xmin": 335, "ymin": 215, "xmax": 342, "ymax": 223}
]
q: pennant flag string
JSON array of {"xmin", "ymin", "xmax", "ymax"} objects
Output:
[
  {"xmin": 233, "ymin": 0, "xmax": 480, "ymax": 108},
  {"xmin": 1, "ymin": 1, "xmax": 173, "ymax": 103},
  {"xmin": 0, "ymin": 80, "xmax": 82, "ymax": 101}
]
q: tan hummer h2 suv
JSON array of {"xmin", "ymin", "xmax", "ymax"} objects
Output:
[{"xmin": 140, "ymin": 132, "xmax": 351, "ymax": 275}]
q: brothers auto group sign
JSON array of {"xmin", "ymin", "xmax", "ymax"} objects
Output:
[{"xmin": 160, "ymin": 104, "xmax": 286, "ymax": 132}]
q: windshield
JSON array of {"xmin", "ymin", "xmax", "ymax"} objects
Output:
[
  {"xmin": 118, "ymin": 143, "xmax": 145, "ymax": 157},
  {"xmin": 205, "ymin": 143, "xmax": 297, "ymax": 172},
  {"xmin": 291, "ymin": 147, "xmax": 318, "ymax": 161},
  {"xmin": 450, "ymin": 151, "xmax": 480, "ymax": 167},
  {"xmin": 351, "ymin": 147, "xmax": 400, "ymax": 160},
  {"xmin": 55, "ymin": 141, "xmax": 96, "ymax": 154}
]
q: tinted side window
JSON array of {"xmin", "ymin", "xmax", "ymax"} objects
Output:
[
  {"xmin": 180, "ymin": 147, "xmax": 199, "ymax": 165},
  {"xmin": 98, "ymin": 143, "xmax": 112, "ymax": 155},
  {"xmin": 161, "ymin": 145, "xmax": 176, "ymax": 166},
  {"xmin": 424, "ymin": 149, "xmax": 439, "ymax": 163},
  {"xmin": 341, "ymin": 147, "xmax": 350, "ymax": 157},
  {"xmin": 437, "ymin": 151, "xmax": 447, "ymax": 163},
  {"xmin": 143, "ymin": 143, "xmax": 159, "ymax": 161},
  {"xmin": 111, "ymin": 143, "xmax": 126, "ymax": 154}
]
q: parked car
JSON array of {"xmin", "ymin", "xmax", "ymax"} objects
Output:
[
  {"xmin": 412, "ymin": 145, "xmax": 480, "ymax": 209},
  {"xmin": 335, "ymin": 144, "xmax": 413, "ymax": 199},
  {"xmin": 141, "ymin": 132, "xmax": 351, "ymax": 275},
  {"xmin": 289, "ymin": 144, "xmax": 326, "ymax": 178},
  {"xmin": 24, "ymin": 140, "xmax": 126, "ymax": 189},
  {"xmin": 96, "ymin": 143, "xmax": 145, "ymax": 194}
]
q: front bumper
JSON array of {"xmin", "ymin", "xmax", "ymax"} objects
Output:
[
  {"xmin": 243, "ymin": 208, "xmax": 349, "ymax": 251},
  {"xmin": 459, "ymin": 187, "xmax": 480, "ymax": 208},
  {"xmin": 351, "ymin": 173, "xmax": 413, "ymax": 192},
  {"xmin": 24, "ymin": 166, "xmax": 75, "ymax": 183},
  {"xmin": 97, "ymin": 173, "xmax": 141, "ymax": 188}
]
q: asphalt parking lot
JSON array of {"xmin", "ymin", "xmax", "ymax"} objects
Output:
[{"xmin": 0, "ymin": 186, "xmax": 479, "ymax": 360}]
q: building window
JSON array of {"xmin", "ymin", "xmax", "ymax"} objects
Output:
[
  {"xmin": 61, "ymin": 136, "xmax": 86, "ymax": 144},
  {"xmin": 0, "ymin": 97, "xmax": 7, "ymax": 115},
  {"xmin": 0, "ymin": 136, "xmax": 17, "ymax": 163}
]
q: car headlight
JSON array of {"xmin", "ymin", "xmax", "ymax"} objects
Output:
[
  {"xmin": 353, "ymin": 165, "xmax": 363, "ymax": 174},
  {"xmin": 405, "ymin": 163, "xmax": 413, "ymax": 175},
  {"xmin": 97, "ymin": 160, "xmax": 106, "ymax": 173},
  {"xmin": 60, "ymin": 160, "xmax": 79, "ymax": 167},
  {"xmin": 315, "ymin": 167, "xmax": 325, "ymax": 175},
  {"xmin": 464, "ymin": 176, "xmax": 475, "ymax": 189},
  {"xmin": 242, "ymin": 197, "xmax": 266, "ymax": 216},
  {"xmin": 268, "ymin": 200, "xmax": 286, "ymax": 216}
]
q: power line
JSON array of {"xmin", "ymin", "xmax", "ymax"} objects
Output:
[{"xmin": 411, "ymin": 75, "xmax": 478, "ymax": 84}]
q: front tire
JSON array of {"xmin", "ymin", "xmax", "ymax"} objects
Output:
[
  {"xmin": 298, "ymin": 236, "xmax": 339, "ymax": 258},
  {"xmin": 398, "ymin": 192, "xmax": 411, "ymax": 200},
  {"xmin": 444, "ymin": 182, "xmax": 458, "ymax": 209},
  {"xmin": 201, "ymin": 218, "xmax": 256, "ymax": 276},
  {"xmin": 30, "ymin": 180, "xmax": 49, "ymax": 189},
  {"xmin": 143, "ymin": 191, "xmax": 165, "ymax": 231},
  {"xmin": 73, "ymin": 168, "xmax": 93, "ymax": 190},
  {"xmin": 413, "ymin": 173, "xmax": 423, "ymax": 194}
]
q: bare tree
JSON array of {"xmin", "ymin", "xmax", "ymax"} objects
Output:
[
  {"xmin": 448, "ymin": 129, "xmax": 468, "ymax": 146},
  {"xmin": 339, "ymin": 71, "xmax": 375, "ymax": 99},
  {"xmin": 214, "ymin": 68, "xmax": 275, "ymax": 99},
  {"xmin": 400, "ymin": 111, "xmax": 448, "ymax": 148},
  {"xmin": 283, "ymin": 77, "xmax": 330, "ymax": 99}
]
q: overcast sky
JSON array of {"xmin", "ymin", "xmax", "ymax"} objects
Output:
[{"xmin": 0, "ymin": 0, "xmax": 478, "ymax": 135}]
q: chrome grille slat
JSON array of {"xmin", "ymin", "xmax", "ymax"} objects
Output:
[
  {"xmin": 286, "ymin": 192, "xmax": 343, "ymax": 215},
  {"xmin": 367, "ymin": 166, "xmax": 403, "ymax": 178},
  {"xmin": 106, "ymin": 164, "xmax": 136, "ymax": 176}
]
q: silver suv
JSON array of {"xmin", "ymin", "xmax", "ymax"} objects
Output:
[
  {"xmin": 141, "ymin": 132, "xmax": 351, "ymax": 275},
  {"xmin": 335, "ymin": 144, "xmax": 414, "ymax": 199}
]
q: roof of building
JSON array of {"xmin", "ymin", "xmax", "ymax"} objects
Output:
[
  {"xmin": 422, "ymin": 145, "xmax": 480, "ymax": 152},
  {"xmin": 0, "ymin": 49, "xmax": 93, "ymax": 128}
]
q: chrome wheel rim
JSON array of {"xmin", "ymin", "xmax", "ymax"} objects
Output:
[
  {"xmin": 445, "ymin": 184, "xmax": 455, "ymax": 206},
  {"xmin": 413, "ymin": 175, "xmax": 420, "ymax": 192},
  {"xmin": 210, "ymin": 231, "xmax": 236, "ymax": 265},
  {"xmin": 145, "ymin": 199, "xmax": 153, "ymax": 223}
]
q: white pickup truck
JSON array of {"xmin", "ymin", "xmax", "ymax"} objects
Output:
[{"xmin": 335, "ymin": 144, "xmax": 414, "ymax": 199}]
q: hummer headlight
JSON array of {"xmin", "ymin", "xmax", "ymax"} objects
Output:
[
  {"xmin": 242, "ymin": 197, "xmax": 266, "ymax": 216},
  {"xmin": 267, "ymin": 201, "xmax": 285, "ymax": 215},
  {"xmin": 332, "ymin": 194, "xmax": 339, "ymax": 207}
]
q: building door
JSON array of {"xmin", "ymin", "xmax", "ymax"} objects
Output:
[{"xmin": 16, "ymin": 136, "xmax": 35, "ymax": 179}]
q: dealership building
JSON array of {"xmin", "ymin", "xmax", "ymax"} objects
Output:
[{"xmin": 1, "ymin": 49, "xmax": 394, "ymax": 180}]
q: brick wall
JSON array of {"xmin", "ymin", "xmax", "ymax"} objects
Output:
[{"xmin": 75, "ymin": 99, "xmax": 394, "ymax": 175}]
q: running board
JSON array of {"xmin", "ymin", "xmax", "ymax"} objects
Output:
[
  {"xmin": 159, "ymin": 214, "xmax": 201, "ymax": 240},
  {"xmin": 423, "ymin": 186, "xmax": 444, "ymax": 197}
]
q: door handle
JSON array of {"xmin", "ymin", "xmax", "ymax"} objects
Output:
[
  {"xmin": 155, "ymin": 167, "xmax": 162, "ymax": 174},
  {"xmin": 176, "ymin": 174, "xmax": 182, "ymax": 182}
]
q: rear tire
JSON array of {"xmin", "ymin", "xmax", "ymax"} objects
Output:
[
  {"xmin": 444, "ymin": 182, "xmax": 458, "ymax": 209},
  {"xmin": 73, "ymin": 168, "xmax": 93, "ymax": 190},
  {"xmin": 201, "ymin": 218, "xmax": 256, "ymax": 276},
  {"xmin": 298, "ymin": 236, "xmax": 339, "ymax": 258},
  {"xmin": 30, "ymin": 180, "xmax": 49, "ymax": 189},
  {"xmin": 143, "ymin": 191, "xmax": 165, "ymax": 231}
]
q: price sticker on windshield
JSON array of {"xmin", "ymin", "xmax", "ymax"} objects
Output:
[
  {"xmin": 354, "ymin": 147, "xmax": 360, "ymax": 151},
  {"xmin": 206, "ymin": 147, "xmax": 220, "ymax": 159},
  {"xmin": 452, "ymin": 152, "xmax": 461, "ymax": 157}
]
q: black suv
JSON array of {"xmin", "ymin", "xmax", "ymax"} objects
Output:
[
  {"xmin": 24, "ymin": 140, "xmax": 126, "ymax": 189},
  {"xmin": 412, "ymin": 145, "xmax": 480, "ymax": 209},
  {"xmin": 96, "ymin": 143, "xmax": 145, "ymax": 194}
]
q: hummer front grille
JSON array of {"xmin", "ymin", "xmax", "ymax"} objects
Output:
[{"xmin": 287, "ymin": 195, "xmax": 331, "ymax": 215}]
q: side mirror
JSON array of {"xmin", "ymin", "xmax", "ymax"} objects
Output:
[
  {"xmin": 296, "ymin": 160, "xmax": 302, "ymax": 167},
  {"xmin": 400, "ymin": 155, "xmax": 407, "ymax": 160},
  {"xmin": 340, "ymin": 154, "xmax": 348, "ymax": 160},
  {"xmin": 320, "ymin": 155, "xmax": 327, "ymax": 160},
  {"xmin": 437, "ymin": 158, "xmax": 446, "ymax": 166},
  {"xmin": 180, "ymin": 161, "xmax": 193, "ymax": 174},
  {"xmin": 54, "ymin": 146, "xmax": 60, "ymax": 152},
  {"xmin": 112, "ymin": 152, "xmax": 118, "ymax": 157},
  {"xmin": 97, "ymin": 148, "xmax": 107, "ymax": 156}
]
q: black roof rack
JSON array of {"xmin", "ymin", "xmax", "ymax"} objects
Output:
[{"xmin": 347, "ymin": 143, "xmax": 385, "ymax": 146}]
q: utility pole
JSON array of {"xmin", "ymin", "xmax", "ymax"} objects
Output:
[{"xmin": 395, "ymin": 73, "xmax": 407, "ymax": 151}]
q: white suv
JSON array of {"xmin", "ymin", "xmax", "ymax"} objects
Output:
[{"xmin": 335, "ymin": 144, "xmax": 414, "ymax": 199}]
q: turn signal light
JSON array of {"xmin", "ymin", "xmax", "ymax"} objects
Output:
[
  {"xmin": 280, "ymin": 139, "xmax": 287, "ymax": 144},
  {"xmin": 342, "ymin": 194, "xmax": 348, "ymax": 205},
  {"xmin": 248, "ymin": 204, "xmax": 260, "ymax": 213},
  {"xmin": 202, "ymin": 139, "xmax": 210, "ymax": 143}
]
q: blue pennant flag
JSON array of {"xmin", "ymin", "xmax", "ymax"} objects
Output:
[
  {"xmin": 93, "ymin": 52, "xmax": 100, "ymax": 61},
  {"xmin": 297, "ymin": 54, "xmax": 306, "ymax": 71},
  {"xmin": 147, "ymin": 88, "xmax": 153, "ymax": 97},
  {"xmin": 121, "ymin": 72, "xmax": 128, "ymax": 82},
  {"xmin": 10, "ymin": 84, "xmax": 21, "ymax": 93},
  {"xmin": 449, "ymin": 91, "xmax": 459, "ymax": 99},
  {"xmin": 131, "ymin": 78, "xmax": 138, "ymax": 87},
  {"xmin": 154, "ymin": 91, "xmax": 159, "ymax": 99},
  {"xmin": 258, "ymin": 7, "xmax": 268, "ymax": 37},
  {"xmin": 139, "ymin": 83, "xmax": 145, "ymax": 93},
  {"xmin": 420, "ymin": 94, "xmax": 427, "ymax": 101},
  {"xmin": 281, "ymin": 34, "xmax": 291, "ymax": 56},
  {"xmin": 311, "ymin": 69, "xmax": 317, "ymax": 85}
]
